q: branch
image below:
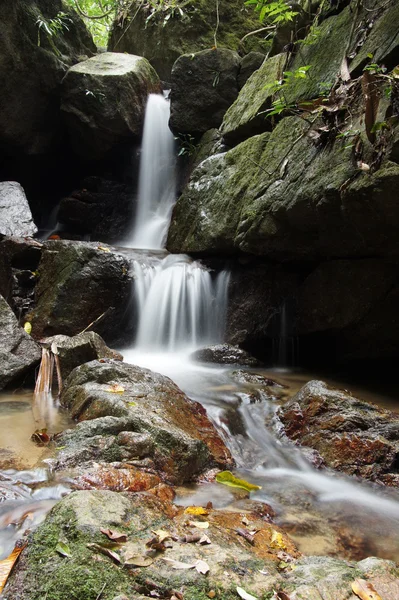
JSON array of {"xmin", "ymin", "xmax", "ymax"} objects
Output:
[
  {"xmin": 74, "ymin": 0, "xmax": 115, "ymax": 20},
  {"xmin": 239, "ymin": 25, "xmax": 275, "ymax": 46},
  {"xmin": 214, "ymin": 0, "xmax": 219, "ymax": 48}
]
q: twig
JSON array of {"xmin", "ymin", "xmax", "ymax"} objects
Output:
[
  {"xmin": 95, "ymin": 582, "xmax": 107, "ymax": 600},
  {"xmin": 239, "ymin": 25, "xmax": 275, "ymax": 46},
  {"xmin": 214, "ymin": 0, "xmax": 219, "ymax": 48},
  {"xmin": 79, "ymin": 309, "xmax": 109, "ymax": 335}
]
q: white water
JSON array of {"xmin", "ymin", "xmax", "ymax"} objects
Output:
[{"xmin": 127, "ymin": 94, "xmax": 176, "ymax": 249}]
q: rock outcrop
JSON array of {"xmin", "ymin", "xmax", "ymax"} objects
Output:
[
  {"xmin": 56, "ymin": 360, "xmax": 233, "ymax": 483},
  {"xmin": 0, "ymin": 182, "xmax": 37, "ymax": 238},
  {"xmin": 170, "ymin": 49, "xmax": 241, "ymax": 135},
  {"xmin": 30, "ymin": 240, "xmax": 131, "ymax": 345},
  {"xmin": 108, "ymin": 0, "xmax": 271, "ymax": 81},
  {"xmin": 275, "ymin": 380, "xmax": 399, "ymax": 486},
  {"xmin": 0, "ymin": 294, "xmax": 41, "ymax": 390},
  {"xmin": 61, "ymin": 53, "xmax": 161, "ymax": 160}
]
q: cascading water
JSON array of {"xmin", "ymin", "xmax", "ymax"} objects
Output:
[{"xmin": 127, "ymin": 93, "xmax": 176, "ymax": 250}]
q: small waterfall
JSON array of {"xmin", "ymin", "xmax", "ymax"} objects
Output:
[
  {"xmin": 128, "ymin": 93, "xmax": 176, "ymax": 250},
  {"xmin": 132, "ymin": 255, "xmax": 230, "ymax": 352}
]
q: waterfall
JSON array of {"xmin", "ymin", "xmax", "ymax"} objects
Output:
[
  {"xmin": 128, "ymin": 93, "xmax": 176, "ymax": 250},
  {"xmin": 132, "ymin": 254, "xmax": 230, "ymax": 352}
]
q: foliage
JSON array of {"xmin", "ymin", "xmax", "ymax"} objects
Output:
[
  {"xmin": 36, "ymin": 11, "xmax": 73, "ymax": 54},
  {"xmin": 144, "ymin": 0, "xmax": 189, "ymax": 28},
  {"xmin": 264, "ymin": 65, "xmax": 312, "ymax": 116},
  {"xmin": 63, "ymin": 0, "xmax": 121, "ymax": 46},
  {"xmin": 245, "ymin": 0, "xmax": 298, "ymax": 25}
]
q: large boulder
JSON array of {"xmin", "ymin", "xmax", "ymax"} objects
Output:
[
  {"xmin": 170, "ymin": 49, "xmax": 241, "ymax": 135},
  {"xmin": 0, "ymin": 0, "xmax": 95, "ymax": 157},
  {"xmin": 276, "ymin": 380, "xmax": 399, "ymax": 486},
  {"xmin": 56, "ymin": 360, "xmax": 233, "ymax": 484},
  {"xmin": 30, "ymin": 240, "xmax": 131, "ymax": 344},
  {"xmin": 6, "ymin": 489, "xmax": 399, "ymax": 600},
  {"xmin": 191, "ymin": 344, "xmax": 262, "ymax": 367},
  {"xmin": 61, "ymin": 52, "xmax": 161, "ymax": 160},
  {"xmin": 0, "ymin": 294, "xmax": 41, "ymax": 390},
  {"xmin": 167, "ymin": 117, "xmax": 399, "ymax": 260},
  {"xmin": 0, "ymin": 182, "xmax": 37, "ymax": 238},
  {"xmin": 108, "ymin": 0, "xmax": 271, "ymax": 81}
]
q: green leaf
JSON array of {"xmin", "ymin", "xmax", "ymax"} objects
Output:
[
  {"xmin": 55, "ymin": 542, "xmax": 72, "ymax": 558},
  {"xmin": 215, "ymin": 471, "xmax": 262, "ymax": 492}
]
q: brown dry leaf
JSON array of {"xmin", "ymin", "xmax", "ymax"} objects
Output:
[
  {"xmin": 31, "ymin": 429, "xmax": 51, "ymax": 446},
  {"xmin": 0, "ymin": 542, "xmax": 26, "ymax": 594},
  {"xmin": 195, "ymin": 559, "xmax": 210, "ymax": 575},
  {"xmin": 352, "ymin": 578, "xmax": 382, "ymax": 600},
  {"xmin": 151, "ymin": 529, "xmax": 171, "ymax": 542},
  {"xmin": 162, "ymin": 558, "xmax": 196, "ymax": 570},
  {"xmin": 199, "ymin": 534, "xmax": 211, "ymax": 545},
  {"xmin": 340, "ymin": 56, "xmax": 351, "ymax": 82},
  {"xmin": 184, "ymin": 506, "xmax": 208, "ymax": 516},
  {"xmin": 100, "ymin": 528, "xmax": 128, "ymax": 543},
  {"xmin": 189, "ymin": 521, "xmax": 209, "ymax": 529},
  {"xmin": 242, "ymin": 516, "xmax": 249, "ymax": 526},
  {"xmin": 87, "ymin": 543, "xmax": 120, "ymax": 563},
  {"xmin": 124, "ymin": 554, "xmax": 154, "ymax": 567},
  {"xmin": 106, "ymin": 384, "xmax": 125, "ymax": 394}
]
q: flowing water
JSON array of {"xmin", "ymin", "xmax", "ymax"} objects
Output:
[{"xmin": 2, "ymin": 92, "xmax": 399, "ymax": 567}]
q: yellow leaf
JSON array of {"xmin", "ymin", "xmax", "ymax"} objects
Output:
[
  {"xmin": 270, "ymin": 530, "xmax": 287, "ymax": 550},
  {"xmin": 98, "ymin": 246, "xmax": 111, "ymax": 252},
  {"xmin": 106, "ymin": 384, "xmax": 125, "ymax": 394},
  {"xmin": 184, "ymin": 506, "xmax": 209, "ymax": 516},
  {"xmin": 215, "ymin": 471, "xmax": 262, "ymax": 492},
  {"xmin": 0, "ymin": 542, "xmax": 26, "ymax": 594},
  {"xmin": 352, "ymin": 579, "xmax": 383, "ymax": 600},
  {"xmin": 24, "ymin": 322, "xmax": 32, "ymax": 335}
]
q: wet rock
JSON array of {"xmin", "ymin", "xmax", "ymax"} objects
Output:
[
  {"xmin": 56, "ymin": 360, "xmax": 233, "ymax": 484},
  {"xmin": 44, "ymin": 332, "xmax": 123, "ymax": 380},
  {"xmin": 57, "ymin": 176, "xmax": 136, "ymax": 243},
  {"xmin": 191, "ymin": 344, "xmax": 262, "ymax": 367},
  {"xmin": 0, "ymin": 0, "xmax": 95, "ymax": 157},
  {"xmin": 237, "ymin": 51, "xmax": 266, "ymax": 89},
  {"xmin": 6, "ymin": 489, "xmax": 399, "ymax": 600},
  {"xmin": 108, "ymin": 0, "xmax": 271, "ymax": 81},
  {"xmin": 61, "ymin": 52, "xmax": 161, "ymax": 160},
  {"xmin": 0, "ymin": 294, "xmax": 41, "ymax": 391},
  {"xmin": 170, "ymin": 49, "xmax": 241, "ymax": 136},
  {"xmin": 30, "ymin": 240, "xmax": 131, "ymax": 345},
  {"xmin": 231, "ymin": 370, "xmax": 287, "ymax": 402},
  {"xmin": 0, "ymin": 183, "xmax": 37, "ymax": 238},
  {"xmin": 276, "ymin": 380, "xmax": 399, "ymax": 485},
  {"xmin": 72, "ymin": 462, "xmax": 162, "ymax": 493}
]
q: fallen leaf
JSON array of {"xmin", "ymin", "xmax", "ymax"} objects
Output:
[
  {"xmin": 100, "ymin": 528, "xmax": 128, "ymax": 543},
  {"xmin": 87, "ymin": 543, "xmax": 120, "ymax": 563},
  {"xmin": 50, "ymin": 341, "xmax": 58, "ymax": 355},
  {"xmin": 270, "ymin": 530, "xmax": 287, "ymax": 550},
  {"xmin": 124, "ymin": 554, "xmax": 154, "ymax": 567},
  {"xmin": 215, "ymin": 471, "xmax": 261, "ymax": 492},
  {"xmin": 24, "ymin": 322, "xmax": 32, "ymax": 335},
  {"xmin": 0, "ymin": 542, "xmax": 27, "ymax": 593},
  {"xmin": 162, "ymin": 558, "xmax": 196, "ymax": 570},
  {"xmin": 352, "ymin": 578, "xmax": 382, "ymax": 600},
  {"xmin": 31, "ymin": 429, "xmax": 51, "ymax": 446},
  {"xmin": 189, "ymin": 521, "xmax": 209, "ymax": 529},
  {"xmin": 184, "ymin": 506, "xmax": 208, "ymax": 516},
  {"xmin": 195, "ymin": 559, "xmax": 210, "ymax": 575},
  {"xmin": 55, "ymin": 541, "xmax": 71, "ymax": 558},
  {"xmin": 152, "ymin": 529, "xmax": 171, "ymax": 542},
  {"xmin": 208, "ymin": 591, "xmax": 216, "ymax": 599},
  {"xmin": 236, "ymin": 528, "xmax": 255, "ymax": 545},
  {"xmin": 98, "ymin": 246, "xmax": 111, "ymax": 252},
  {"xmin": 242, "ymin": 516, "xmax": 249, "ymax": 526},
  {"xmin": 180, "ymin": 534, "xmax": 202, "ymax": 543},
  {"xmin": 199, "ymin": 534, "xmax": 211, "ymax": 545},
  {"xmin": 127, "ymin": 401, "xmax": 137, "ymax": 407},
  {"xmin": 106, "ymin": 384, "xmax": 125, "ymax": 394},
  {"xmin": 237, "ymin": 586, "xmax": 258, "ymax": 600}
]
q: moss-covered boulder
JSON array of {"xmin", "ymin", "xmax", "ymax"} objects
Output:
[
  {"xmin": 167, "ymin": 116, "xmax": 399, "ymax": 260},
  {"xmin": 0, "ymin": 294, "xmax": 41, "ymax": 390},
  {"xmin": 0, "ymin": 0, "xmax": 95, "ymax": 157},
  {"xmin": 6, "ymin": 489, "xmax": 399, "ymax": 600},
  {"xmin": 108, "ymin": 0, "xmax": 271, "ymax": 81},
  {"xmin": 31, "ymin": 240, "xmax": 131, "ymax": 344},
  {"xmin": 61, "ymin": 52, "xmax": 161, "ymax": 160},
  {"xmin": 170, "ymin": 48, "xmax": 241, "ymax": 135},
  {"xmin": 56, "ymin": 360, "xmax": 233, "ymax": 484}
]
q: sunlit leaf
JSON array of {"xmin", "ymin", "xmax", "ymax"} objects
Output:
[
  {"xmin": 151, "ymin": 529, "xmax": 171, "ymax": 542},
  {"xmin": 24, "ymin": 322, "xmax": 32, "ymax": 335},
  {"xmin": 237, "ymin": 586, "xmax": 258, "ymax": 600},
  {"xmin": 270, "ymin": 530, "xmax": 287, "ymax": 550},
  {"xmin": 352, "ymin": 579, "xmax": 382, "ymax": 600},
  {"xmin": 0, "ymin": 542, "xmax": 26, "ymax": 593},
  {"xmin": 189, "ymin": 521, "xmax": 209, "ymax": 529},
  {"xmin": 106, "ymin": 384, "xmax": 125, "ymax": 394},
  {"xmin": 216, "ymin": 471, "xmax": 261, "ymax": 492},
  {"xmin": 55, "ymin": 541, "xmax": 71, "ymax": 557},
  {"xmin": 184, "ymin": 506, "xmax": 209, "ymax": 516},
  {"xmin": 98, "ymin": 246, "xmax": 111, "ymax": 252}
]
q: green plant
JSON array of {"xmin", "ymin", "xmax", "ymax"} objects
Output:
[
  {"xmin": 245, "ymin": 0, "xmax": 298, "ymax": 24},
  {"xmin": 144, "ymin": 0, "xmax": 189, "ymax": 27},
  {"xmin": 263, "ymin": 65, "xmax": 312, "ymax": 116},
  {"xmin": 176, "ymin": 133, "xmax": 197, "ymax": 157},
  {"xmin": 36, "ymin": 11, "xmax": 73, "ymax": 54}
]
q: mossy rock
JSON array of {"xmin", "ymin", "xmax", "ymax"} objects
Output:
[{"xmin": 108, "ymin": 0, "xmax": 271, "ymax": 81}]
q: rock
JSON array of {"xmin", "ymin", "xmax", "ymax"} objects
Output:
[
  {"xmin": 191, "ymin": 344, "xmax": 262, "ymax": 367},
  {"xmin": 108, "ymin": 0, "xmax": 271, "ymax": 81},
  {"xmin": 56, "ymin": 360, "xmax": 233, "ymax": 484},
  {"xmin": 170, "ymin": 49, "xmax": 241, "ymax": 135},
  {"xmin": 57, "ymin": 176, "xmax": 136, "ymax": 243},
  {"xmin": 0, "ymin": 182, "xmax": 37, "ymax": 238},
  {"xmin": 275, "ymin": 380, "xmax": 399, "ymax": 485},
  {"xmin": 0, "ymin": 0, "xmax": 95, "ymax": 157},
  {"xmin": 30, "ymin": 240, "xmax": 131, "ymax": 345},
  {"xmin": 61, "ymin": 53, "xmax": 161, "ymax": 160},
  {"xmin": 231, "ymin": 370, "xmax": 287, "ymax": 403},
  {"xmin": 6, "ymin": 489, "xmax": 399, "ymax": 600},
  {"xmin": 44, "ymin": 332, "xmax": 123, "ymax": 380},
  {"xmin": 0, "ymin": 294, "xmax": 41, "ymax": 391},
  {"xmin": 167, "ymin": 116, "xmax": 399, "ymax": 260},
  {"xmin": 237, "ymin": 51, "xmax": 266, "ymax": 89},
  {"xmin": 221, "ymin": 54, "xmax": 285, "ymax": 145}
]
